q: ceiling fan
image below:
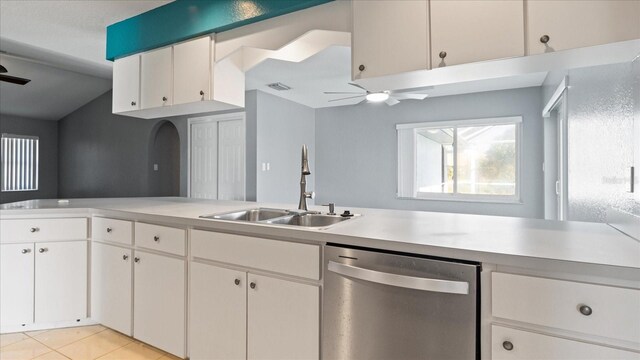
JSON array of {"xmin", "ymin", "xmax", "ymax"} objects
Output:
[
  {"xmin": 0, "ymin": 63, "xmax": 31, "ymax": 85},
  {"xmin": 324, "ymin": 83, "xmax": 429, "ymax": 106}
]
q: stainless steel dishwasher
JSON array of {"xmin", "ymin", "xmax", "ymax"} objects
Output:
[{"xmin": 323, "ymin": 245, "xmax": 480, "ymax": 360}]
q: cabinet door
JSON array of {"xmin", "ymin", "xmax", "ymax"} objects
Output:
[
  {"xmin": 91, "ymin": 242, "xmax": 132, "ymax": 336},
  {"xmin": 527, "ymin": 0, "xmax": 640, "ymax": 55},
  {"xmin": 112, "ymin": 55, "xmax": 140, "ymax": 113},
  {"xmin": 133, "ymin": 250, "xmax": 185, "ymax": 358},
  {"xmin": 352, "ymin": 0, "xmax": 429, "ymax": 79},
  {"xmin": 141, "ymin": 47, "xmax": 173, "ymax": 109},
  {"xmin": 247, "ymin": 274, "xmax": 319, "ymax": 360},
  {"xmin": 431, "ymin": 0, "xmax": 524, "ymax": 67},
  {"xmin": 0, "ymin": 243, "xmax": 34, "ymax": 327},
  {"xmin": 174, "ymin": 37, "xmax": 211, "ymax": 105},
  {"xmin": 35, "ymin": 241, "xmax": 87, "ymax": 323},
  {"xmin": 190, "ymin": 262, "xmax": 246, "ymax": 360}
]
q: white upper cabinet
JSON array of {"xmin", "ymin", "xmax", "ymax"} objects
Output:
[
  {"xmin": 173, "ymin": 37, "xmax": 211, "ymax": 105},
  {"xmin": 352, "ymin": 0, "xmax": 429, "ymax": 79},
  {"xmin": 527, "ymin": 0, "xmax": 640, "ymax": 55},
  {"xmin": 112, "ymin": 55, "xmax": 140, "ymax": 113},
  {"xmin": 141, "ymin": 47, "xmax": 173, "ymax": 109},
  {"xmin": 430, "ymin": 0, "xmax": 524, "ymax": 67}
]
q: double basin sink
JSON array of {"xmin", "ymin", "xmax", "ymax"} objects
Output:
[{"xmin": 200, "ymin": 208, "xmax": 355, "ymax": 229}]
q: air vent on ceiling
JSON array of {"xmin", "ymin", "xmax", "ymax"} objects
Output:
[{"xmin": 267, "ymin": 82, "xmax": 292, "ymax": 91}]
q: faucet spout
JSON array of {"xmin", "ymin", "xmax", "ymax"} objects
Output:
[{"xmin": 298, "ymin": 144, "xmax": 313, "ymax": 210}]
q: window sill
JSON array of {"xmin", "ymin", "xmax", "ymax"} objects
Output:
[{"xmin": 397, "ymin": 195, "xmax": 523, "ymax": 205}]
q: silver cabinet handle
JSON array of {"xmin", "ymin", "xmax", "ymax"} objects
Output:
[
  {"xmin": 199, "ymin": 90, "xmax": 204, "ymax": 96},
  {"xmin": 250, "ymin": 282, "xmax": 256, "ymax": 289},
  {"xmin": 503, "ymin": 341, "xmax": 514, "ymax": 351},
  {"xmin": 134, "ymin": 257, "xmax": 140, "ymax": 263},
  {"xmin": 30, "ymin": 227, "xmax": 39, "ymax": 233},
  {"xmin": 439, "ymin": 51, "xmax": 447, "ymax": 59},
  {"xmin": 327, "ymin": 261, "xmax": 469, "ymax": 295},
  {"xmin": 38, "ymin": 248, "xmax": 48, "ymax": 253},
  {"xmin": 153, "ymin": 236, "xmax": 160, "ymax": 242},
  {"xmin": 579, "ymin": 304, "xmax": 593, "ymax": 316},
  {"xmin": 21, "ymin": 248, "xmax": 31, "ymax": 254},
  {"xmin": 131, "ymin": 101, "xmax": 136, "ymax": 106},
  {"xmin": 540, "ymin": 34, "xmax": 550, "ymax": 44},
  {"xmin": 123, "ymin": 254, "xmax": 129, "ymax": 261},
  {"xmin": 234, "ymin": 279, "xmax": 241, "ymax": 286},
  {"xmin": 162, "ymin": 96, "xmax": 167, "ymax": 102},
  {"xmin": 106, "ymin": 227, "xmax": 112, "ymax": 233}
]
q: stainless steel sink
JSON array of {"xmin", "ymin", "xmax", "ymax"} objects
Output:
[
  {"xmin": 200, "ymin": 208, "xmax": 292, "ymax": 221},
  {"xmin": 200, "ymin": 208, "xmax": 357, "ymax": 229},
  {"xmin": 266, "ymin": 214, "xmax": 350, "ymax": 228}
]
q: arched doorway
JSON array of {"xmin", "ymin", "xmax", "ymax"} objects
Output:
[{"xmin": 148, "ymin": 121, "xmax": 180, "ymax": 196}]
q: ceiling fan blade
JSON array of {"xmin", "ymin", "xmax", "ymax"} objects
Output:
[
  {"xmin": 323, "ymin": 91, "xmax": 365, "ymax": 94},
  {"xmin": 0, "ymin": 74, "xmax": 31, "ymax": 85},
  {"xmin": 385, "ymin": 97, "xmax": 400, "ymax": 106},
  {"xmin": 348, "ymin": 82, "xmax": 368, "ymax": 91},
  {"xmin": 0, "ymin": 65, "xmax": 7, "ymax": 73},
  {"xmin": 393, "ymin": 93, "xmax": 428, "ymax": 100},
  {"xmin": 328, "ymin": 94, "xmax": 366, "ymax": 102}
]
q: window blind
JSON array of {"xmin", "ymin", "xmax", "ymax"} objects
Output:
[{"xmin": 1, "ymin": 134, "xmax": 39, "ymax": 192}]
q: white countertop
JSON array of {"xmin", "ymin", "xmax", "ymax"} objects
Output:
[{"xmin": 2, "ymin": 197, "xmax": 639, "ymax": 271}]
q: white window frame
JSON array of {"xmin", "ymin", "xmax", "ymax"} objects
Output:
[
  {"xmin": 1, "ymin": 133, "xmax": 39, "ymax": 192},
  {"xmin": 397, "ymin": 116, "xmax": 522, "ymax": 203}
]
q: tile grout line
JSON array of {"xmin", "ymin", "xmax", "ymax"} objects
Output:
[{"xmin": 26, "ymin": 326, "xmax": 109, "ymax": 353}]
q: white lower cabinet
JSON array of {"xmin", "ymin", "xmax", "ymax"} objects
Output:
[
  {"xmin": 492, "ymin": 325, "xmax": 640, "ymax": 360},
  {"xmin": 0, "ymin": 243, "xmax": 35, "ymax": 327},
  {"xmin": 35, "ymin": 241, "xmax": 87, "ymax": 324},
  {"xmin": 190, "ymin": 262, "xmax": 320, "ymax": 360},
  {"xmin": 91, "ymin": 242, "xmax": 132, "ymax": 336},
  {"xmin": 133, "ymin": 250, "xmax": 186, "ymax": 358}
]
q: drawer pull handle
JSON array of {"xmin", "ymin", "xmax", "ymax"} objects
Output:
[
  {"xmin": 540, "ymin": 34, "xmax": 550, "ymax": 44},
  {"xmin": 106, "ymin": 227, "xmax": 113, "ymax": 233},
  {"xmin": 21, "ymin": 248, "xmax": 31, "ymax": 254},
  {"xmin": 153, "ymin": 236, "xmax": 160, "ymax": 242},
  {"xmin": 234, "ymin": 279, "xmax": 241, "ymax": 286},
  {"xmin": 439, "ymin": 51, "xmax": 447, "ymax": 59},
  {"xmin": 250, "ymin": 282, "xmax": 256, "ymax": 289},
  {"xmin": 502, "ymin": 341, "xmax": 514, "ymax": 351},
  {"xmin": 30, "ymin": 227, "xmax": 39, "ymax": 233},
  {"xmin": 38, "ymin": 248, "xmax": 48, "ymax": 253},
  {"xmin": 123, "ymin": 254, "xmax": 129, "ymax": 261},
  {"xmin": 579, "ymin": 304, "xmax": 593, "ymax": 316},
  {"xmin": 134, "ymin": 257, "xmax": 140, "ymax": 263}
]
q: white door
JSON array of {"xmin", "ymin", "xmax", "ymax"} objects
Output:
[
  {"xmin": 174, "ymin": 37, "xmax": 211, "ymax": 105},
  {"xmin": 133, "ymin": 250, "xmax": 185, "ymax": 358},
  {"xmin": 189, "ymin": 113, "xmax": 245, "ymax": 200},
  {"xmin": 352, "ymin": 0, "xmax": 429, "ymax": 79},
  {"xmin": 0, "ymin": 243, "xmax": 34, "ymax": 327},
  {"xmin": 91, "ymin": 242, "xmax": 132, "ymax": 336},
  {"xmin": 218, "ymin": 119, "xmax": 245, "ymax": 200},
  {"xmin": 112, "ymin": 54, "xmax": 140, "ymax": 113},
  {"xmin": 247, "ymin": 274, "xmax": 319, "ymax": 360},
  {"xmin": 141, "ymin": 47, "xmax": 173, "ymax": 109},
  {"xmin": 527, "ymin": 0, "xmax": 640, "ymax": 56},
  {"xmin": 430, "ymin": 0, "xmax": 524, "ymax": 67},
  {"xmin": 35, "ymin": 241, "xmax": 87, "ymax": 323},
  {"xmin": 190, "ymin": 262, "xmax": 246, "ymax": 360},
  {"xmin": 190, "ymin": 120, "xmax": 218, "ymax": 199}
]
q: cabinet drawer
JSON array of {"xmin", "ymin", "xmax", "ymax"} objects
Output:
[
  {"xmin": 135, "ymin": 223, "xmax": 186, "ymax": 256},
  {"xmin": 1, "ymin": 218, "xmax": 87, "ymax": 243},
  {"xmin": 191, "ymin": 230, "xmax": 320, "ymax": 280},
  {"xmin": 492, "ymin": 325, "xmax": 639, "ymax": 360},
  {"xmin": 492, "ymin": 272, "xmax": 640, "ymax": 344},
  {"xmin": 92, "ymin": 217, "xmax": 132, "ymax": 245}
]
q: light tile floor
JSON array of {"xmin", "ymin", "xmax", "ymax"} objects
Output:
[{"xmin": 0, "ymin": 326, "xmax": 181, "ymax": 360}]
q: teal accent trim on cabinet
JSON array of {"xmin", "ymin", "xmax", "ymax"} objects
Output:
[{"xmin": 106, "ymin": 0, "xmax": 334, "ymax": 61}]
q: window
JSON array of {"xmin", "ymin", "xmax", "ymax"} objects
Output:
[
  {"xmin": 397, "ymin": 117, "xmax": 521, "ymax": 202},
  {"xmin": 1, "ymin": 134, "xmax": 39, "ymax": 192}
]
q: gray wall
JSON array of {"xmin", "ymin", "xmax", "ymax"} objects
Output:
[
  {"xmin": 0, "ymin": 114, "xmax": 58, "ymax": 203},
  {"xmin": 254, "ymin": 91, "xmax": 315, "ymax": 204},
  {"xmin": 58, "ymin": 90, "xmax": 189, "ymax": 198},
  {"xmin": 315, "ymin": 87, "xmax": 545, "ymax": 218}
]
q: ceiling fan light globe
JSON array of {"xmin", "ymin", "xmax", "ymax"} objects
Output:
[{"xmin": 366, "ymin": 92, "xmax": 390, "ymax": 102}]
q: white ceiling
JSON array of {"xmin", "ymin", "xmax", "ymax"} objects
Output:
[
  {"xmin": 0, "ymin": 0, "xmax": 170, "ymax": 121},
  {"xmin": 246, "ymin": 46, "xmax": 548, "ymax": 109}
]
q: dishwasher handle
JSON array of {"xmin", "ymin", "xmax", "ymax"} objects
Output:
[{"xmin": 328, "ymin": 261, "xmax": 469, "ymax": 295}]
